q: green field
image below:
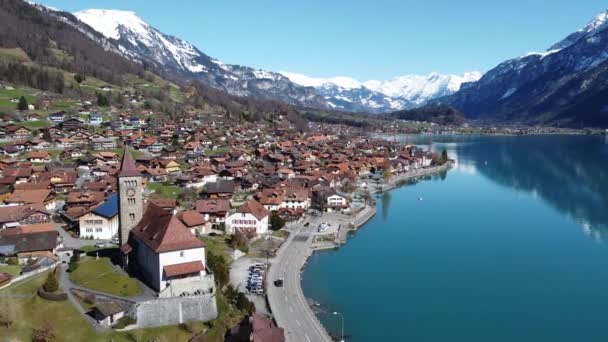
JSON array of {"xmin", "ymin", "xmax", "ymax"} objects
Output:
[
  {"xmin": 147, "ymin": 182, "xmax": 183, "ymax": 199},
  {"xmin": 69, "ymin": 257, "xmax": 141, "ymax": 297},
  {"xmin": 0, "ymin": 264, "xmax": 22, "ymax": 277},
  {"xmin": 0, "ymin": 273, "xmax": 206, "ymax": 341}
]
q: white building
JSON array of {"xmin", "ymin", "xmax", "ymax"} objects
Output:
[
  {"xmin": 225, "ymin": 200, "xmax": 269, "ymax": 236},
  {"xmin": 79, "ymin": 193, "xmax": 119, "ymax": 240},
  {"xmin": 327, "ymin": 194, "xmax": 348, "ymax": 212}
]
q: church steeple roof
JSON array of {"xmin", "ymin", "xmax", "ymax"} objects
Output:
[{"xmin": 119, "ymin": 146, "xmax": 141, "ymax": 177}]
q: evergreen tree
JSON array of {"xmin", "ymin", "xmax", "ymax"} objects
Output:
[
  {"xmin": 270, "ymin": 211, "xmax": 285, "ymax": 231},
  {"xmin": 17, "ymin": 96, "xmax": 28, "ymax": 111},
  {"xmin": 43, "ymin": 271, "xmax": 59, "ymax": 292},
  {"xmin": 74, "ymin": 73, "xmax": 85, "ymax": 83},
  {"xmin": 97, "ymin": 93, "xmax": 109, "ymax": 107}
]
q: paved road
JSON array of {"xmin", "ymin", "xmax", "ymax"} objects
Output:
[{"xmin": 266, "ymin": 220, "xmax": 332, "ymax": 342}]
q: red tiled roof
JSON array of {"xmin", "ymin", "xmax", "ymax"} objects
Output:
[
  {"xmin": 163, "ymin": 260, "xmax": 204, "ymax": 278},
  {"xmin": 180, "ymin": 210, "xmax": 206, "ymax": 227},
  {"xmin": 195, "ymin": 199, "xmax": 230, "ymax": 214},
  {"xmin": 237, "ymin": 200, "xmax": 268, "ymax": 221},
  {"xmin": 130, "ymin": 202, "xmax": 204, "ymax": 253}
]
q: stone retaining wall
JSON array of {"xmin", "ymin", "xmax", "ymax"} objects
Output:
[{"xmin": 131, "ymin": 293, "xmax": 218, "ymax": 328}]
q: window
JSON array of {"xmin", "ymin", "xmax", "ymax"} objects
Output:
[
  {"xmin": 180, "ymin": 251, "xmax": 185, "ymax": 257},
  {"xmin": 129, "ymin": 213, "xmax": 135, "ymax": 221},
  {"xmin": 95, "ymin": 228, "xmax": 103, "ymax": 232},
  {"xmin": 86, "ymin": 228, "xmax": 93, "ymax": 233}
]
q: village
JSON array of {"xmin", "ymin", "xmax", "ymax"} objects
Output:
[{"xmin": 0, "ymin": 96, "xmax": 451, "ymax": 342}]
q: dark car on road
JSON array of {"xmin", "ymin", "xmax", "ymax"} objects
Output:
[{"xmin": 274, "ymin": 279, "xmax": 284, "ymax": 287}]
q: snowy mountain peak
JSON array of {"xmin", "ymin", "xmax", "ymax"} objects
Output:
[
  {"xmin": 549, "ymin": 9, "xmax": 608, "ymax": 51},
  {"xmin": 75, "ymin": 9, "xmax": 148, "ymax": 41},
  {"xmin": 281, "ymin": 71, "xmax": 482, "ymax": 112},
  {"xmin": 581, "ymin": 10, "xmax": 608, "ymax": 33}
]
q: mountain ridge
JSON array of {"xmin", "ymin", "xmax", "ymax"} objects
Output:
[{"xmin": 434, "ymin": 9, "xmax": 608, "ymax": 127}]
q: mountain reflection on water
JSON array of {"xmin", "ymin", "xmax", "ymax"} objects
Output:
[{"xmin": 393, "ymin": 134, "xmax": 608, "ymax": 239}]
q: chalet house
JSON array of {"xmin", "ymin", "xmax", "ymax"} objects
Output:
[
  {"xmin": 79, "ymin": 193, "xmax": 119, "ymax": 240},
  {"xmin": 61, "ymin": 148, "xmax": 84, "ymax": 160},
  {"xmin": 195, "ymin": 199, "xmax": 230, "ymax": 227},
  {"xmin": 49, "ymin": 111, "xmax": 66, "ymax": 123},
  {"xmin": 26, "ymin": 151, "xmax": 52, "ymax": 163},
  {"xmin": 0, "ymin": 205, "xmax": 50, "ymax": 229},
  {"xmin": 202, "ymin": 180, "xmax": 236, "ymax": 199},
  {"xmin": 257, "ymin": 189, "xmax": 284, "ymax": 211},
  {"xmin": 14, "ymin": 127, "xmax": 31, "ymax": 140},
  {"xmin": 225, "ymin": 200, "xmax": 269, "ymax": 236},
  {"xmin": 60, "ymin": 118, "xmax": 84, "ymax": 131},
  {"xmin": 88, "ymin": 113, "xmax": 104, "ymax": 126},
  {"xmin": 179, "ymin": 210, "xmax": 211, "ymax": 236},
  {"xmin": 5, "ymin": 189, "xmax": 57, "ymax": 211},
  {"xmin": 0, "ymin": 230, "xmax": 60, "ymax": 263},
  {"xmin": 90, "ymin": 138, "xmax": 117, "ymax": 151}
]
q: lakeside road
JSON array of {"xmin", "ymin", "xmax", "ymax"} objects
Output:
[
  {"xmin": 267, "ymin": 220, "xmax": 332, "ymax": 342},
  {"xmin": 266, "ymin": 165, "xmax": 452, "ymax": 341}
]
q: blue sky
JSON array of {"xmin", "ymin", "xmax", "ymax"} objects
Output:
[{"xmin": 40, "ymin": 0, "xmax": 607, "ymax": 80}]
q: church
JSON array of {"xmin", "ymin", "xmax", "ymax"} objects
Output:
[{"xmin": 118, "ymin": 148, "xmax": 210, "ymax": 295}]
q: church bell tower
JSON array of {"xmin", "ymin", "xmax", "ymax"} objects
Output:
[{"xmin": 118, "ymin": 147, "xmax": 143, "ymax": 247}]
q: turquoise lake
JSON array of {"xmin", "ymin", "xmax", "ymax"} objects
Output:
[{"xmin": 301, "ymin": 135, "xmax": 608, "ymax": 342}]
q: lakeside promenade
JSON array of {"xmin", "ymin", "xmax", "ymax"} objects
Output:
[{"xmin": 266, "ymin": 163, "xmax": 452, "ymax": 341}]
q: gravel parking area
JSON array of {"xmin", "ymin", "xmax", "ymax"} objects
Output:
[{"xmin": 229, "ymin": 256, "xmax": 270, "ymax": 315}]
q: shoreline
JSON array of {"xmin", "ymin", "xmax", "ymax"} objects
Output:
[{"xmin": 267, "ymin": 163, "xmax": 453, "ymax": 341}]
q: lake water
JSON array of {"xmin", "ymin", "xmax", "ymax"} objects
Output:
[{"xmin": 302, "ymin": 135, "xmax": 608, "ymax": 342}]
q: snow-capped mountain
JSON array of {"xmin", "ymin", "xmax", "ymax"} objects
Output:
[
  {"xmin": 280, "ymin": 71, "xmax": 481, "ymax": 113},
  {"xmin": 435, "ymin": 9, "xmax": 608, "ymax": 127},
  {"xmin": 74, "ymin": 9, "xmax": 326, "ymax": 108},
  {"xmin": 73, "ymin": 9, "xmax": 481, "ymax": 114}
]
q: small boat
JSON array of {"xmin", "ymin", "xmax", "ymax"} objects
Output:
[{"xmin": 418, "ymin": 197, "xmax": 423, "ymax": 201}]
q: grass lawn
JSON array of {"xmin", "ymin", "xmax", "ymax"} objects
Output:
[
  {"xmin": 271, "ymin": 230, "xmax": 290, "ymax": 239},
  {"xmin": 19, "ymin": 119, "xmax": 53, "ymax": 130},
  {"xmin": 70, "ymin": 257, "xmax": 141, "ymax": 297},
  {"xmin": 147, "ymin": 182, "xmax": 183, "ymax": 199},
  {"xmin": 0, "ymin": 273, "xmax": 205, "ymax": 341},
  {"xmin": 201, "ymin": 235, "xmax": 232, "ymax": 261},
  {"xmin": 0, "ymin": 264, "xmax": 22, "ymax": 277}
]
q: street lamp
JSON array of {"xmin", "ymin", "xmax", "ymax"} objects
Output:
[{"xmin": 333, "ymin": 311, "xmax": 345, "ymax": 342}]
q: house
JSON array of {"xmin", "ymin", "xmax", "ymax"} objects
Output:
[
  {"xmin": 49, "ymin": 111, "xmax": 66, "ymax": 123},
  {"xmin": 78, "ymin": 193, "xmax": 119, "ymax": 240},
  {"xmin": 26, "ymin": 151, "xmax": 52, "ymax": 163},
  {"xmin": 90, "ymin": 138, "xmax": 117, "ymax": 151},
  {"xmin": 226, "ymin": 314, "xmax": 285, "ymax": 342},
  {"xmin": 61, "ymin": 118, "xmax": 84, "ymax": 131},
  {"xmin": 88, "ymin": 113, "xmax": 104, "ymax": 126},
  {"xmin": 195, "ymin": 199, "xmax": 230, "ymax": 227},
  {"xmin": 179, "ymin": 210, "xmax": 211, "ymax": 236},
  {"xmin": 0, "ymin": 231, "xmax": 60, "ymax": 263},
  {"xmin": 202, "ymin": 180, "xmax": 236, "ymax": 199},
  {"xmin": 5, "ymin": 189, "xmax": 57, "ymax": 211},
  {"xmin": 312, "ymin": 188, "xmax": 348, "ymax": 212},
  {"xmin": 225, "ymin": 200, "xmax": 269, "ymax": 236},
  {"xmin": 0, "ymin": 205, "xmax": 50, "ymax": 229}
]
